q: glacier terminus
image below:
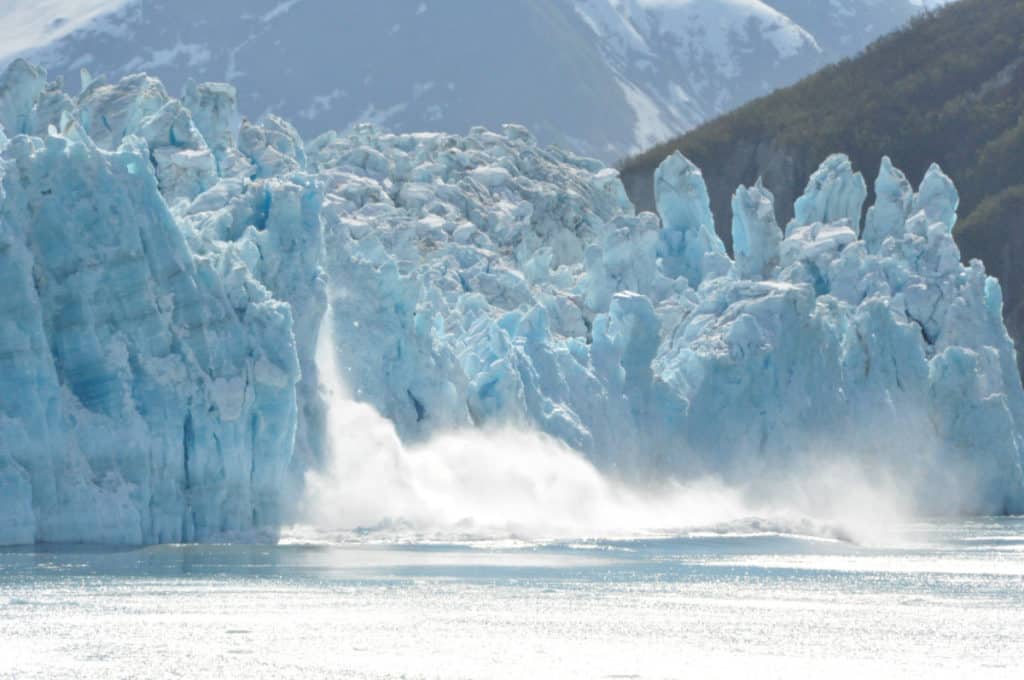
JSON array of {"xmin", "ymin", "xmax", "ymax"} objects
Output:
[{"xmin": 0, "ymin": 58, "xmax": 1022, "ymax": 546}]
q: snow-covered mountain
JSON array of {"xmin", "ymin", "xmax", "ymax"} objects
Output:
[{"xmin": 4, "ymin": 0, "xmax": 937, "ymax": 160}]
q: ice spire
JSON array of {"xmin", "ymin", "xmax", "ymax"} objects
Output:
[
  {"xmin": 790, "ymin": 153, "xmax": 867, "ymax": 235},
  {"xmin": 914, "ymin": 162, "xmax": 959, "ymax": 233},
  {"xmin": 731, "ymin": 177, "xmax": 783, "ymax": 280},
  {"xmin": 654, "ymin": 151, "xmax": 730, "ymax": 288},
  {"xmin": 863, "ymin": 156, "xmax": 914, "ymax": 251},
  {"xmin": 0, "ymin": 59, "xmax": 46, "ymax": 135}
]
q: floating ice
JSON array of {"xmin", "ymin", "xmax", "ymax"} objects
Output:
[{"xmin": 1, "ymin": 60, "xmax": 1022, "ymax": 545}]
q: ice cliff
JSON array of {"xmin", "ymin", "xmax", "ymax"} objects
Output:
[{"xmin": 1, "ymin": 60, "xmax": 1022, "ymax": 545}]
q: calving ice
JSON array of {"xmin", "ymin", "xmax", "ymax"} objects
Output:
[{"xmin": 0, "ymin": 58, "xmax": 1021, "ymax": 547}]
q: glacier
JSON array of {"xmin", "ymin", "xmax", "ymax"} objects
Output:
[{"xmin": 1, "ymin": 59, "xmax": 1022, "ymax": 545}]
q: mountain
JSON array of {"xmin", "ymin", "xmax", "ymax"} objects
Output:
[
  {"xmin": 2, "ymin": 57, "xmax": 1023, "ymax": 543},
  {"xmin": 619, "ymin": 0, "xmax": 1024, "ymax": 363},
  {"xmin": 4, "ymin": 0, "xmax": 933, "ymax": 161}
]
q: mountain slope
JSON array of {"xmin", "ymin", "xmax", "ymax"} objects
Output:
[
  {"xmin": 6, "ymin": 0, "xmax": 930, "ymax": 160},
  {"xmin": 619, "ymin": 0, "xmax": 1024, "ymax": 362},
  {"xmin": 0, "ymin": 1, "xmax": 130, "ymax": 65}
]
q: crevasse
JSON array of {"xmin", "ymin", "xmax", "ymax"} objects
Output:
[{"xmin": 1, "ymin": 59, "xmax": 1022, "ymax": 545}]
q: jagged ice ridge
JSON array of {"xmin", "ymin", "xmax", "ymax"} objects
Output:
[{"xmin": 1, "ymin": 59, "xmax": 1022, "ymax": 545}]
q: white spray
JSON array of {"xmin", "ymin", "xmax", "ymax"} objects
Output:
[{"xmin": 297, "ymin": 304, "xmax": 915, "ymax": 545}]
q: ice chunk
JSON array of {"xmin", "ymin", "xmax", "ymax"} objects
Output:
[
  {"xmin": 0, "ymin": 59, "xmax": 46, "ymax": 135},
  {"xmin": 239, "ymin": 114, "xmax": 306, "ymax": 177},
  {"xmin": 790, "ymin": 153, "xmax": 867, "ymax": 235},
  {"xmin": 654, "ymin": 151, "xmax": 730, "ymax": 287},
  {"xmin": 914, "ymin": 163, "xmax": 958, "ymax": 233},
  {"xmin": 863, "ymin": 156, "xmax": 914, "ymax": 251},
  {"xmin": 731, "ymin": 178, "xmax": 782, "ymax": 280}
]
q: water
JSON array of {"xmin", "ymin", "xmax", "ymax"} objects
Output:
[{"xmin": 2, "ymin": 518, "xmax": 1023, "ymax": 679}]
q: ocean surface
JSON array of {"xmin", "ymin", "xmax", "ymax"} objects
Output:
[{"xmin": 1, "ymin": 518, "xmax": 1023, "ymax": 679}]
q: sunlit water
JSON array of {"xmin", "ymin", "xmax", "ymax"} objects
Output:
[{"xmin": 2, "ymin": 519, "xmax": 1023, "ymax": 679}]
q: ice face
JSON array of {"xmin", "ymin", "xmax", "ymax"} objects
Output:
[
  {"xmin": 1, "ymin": 59, "xmax": 1022, "ymax": 545},
  {"xmin": 0, "ymin": 62, "xmax": 305, "ymax": 544}
]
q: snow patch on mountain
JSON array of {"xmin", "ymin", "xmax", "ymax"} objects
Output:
[
  {"xmin": 0, "ymin": 0, "xmax": 129, "ymax": 65},
  {"xmin": 3, "ymin": 0, "xmax": 934, "ymax": 161}
]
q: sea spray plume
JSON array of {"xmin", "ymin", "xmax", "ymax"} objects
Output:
[
  {"xmin": 0, "ymin": 60, "xmax": 1022, "ymax": 546},
  {"xmin": 301, "ymin": 301, "xmax": 744, "ymax": 540},
  {"xmin": 299, "ymin": 305, "xmax": 916, "ymax": 545}
]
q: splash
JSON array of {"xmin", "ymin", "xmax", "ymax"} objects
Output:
[
  {"xmin": 295, "ymin": 305, "xmax": 916, "ymax": 547},
  {"xmin": 300, "ymin": 304, "xmax": 743, "ymax": 541}
]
